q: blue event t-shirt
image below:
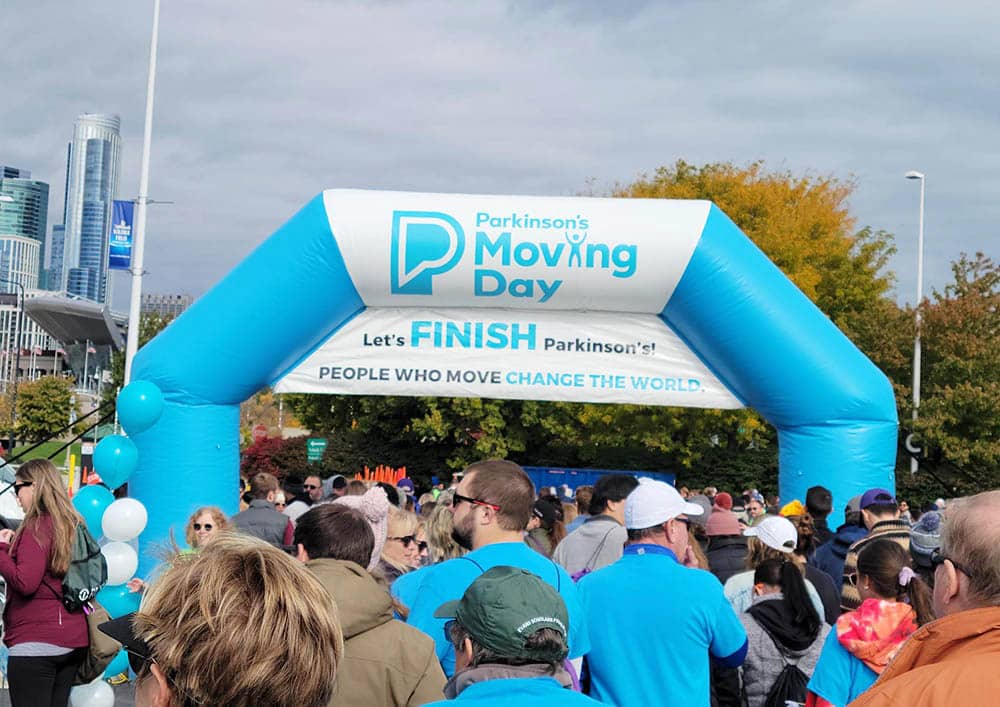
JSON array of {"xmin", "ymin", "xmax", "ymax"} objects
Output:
[
  {"xmin": 807, "ymin": 626, "xmax": 878, "ymax": 707},
  {"xmin": 423, "ymin": 677, "xmax": 604, "ymax": 706},
  {"xmin": 578, "ymin": 544, "xmax": 747, "ymax": 707},
  {"xmin": 390, "ymin": 562, "xmax": 428, "ymax": 614},
  {"xmin": 406, "ymin": 542, "xmax": 591, "ymax": 677}
]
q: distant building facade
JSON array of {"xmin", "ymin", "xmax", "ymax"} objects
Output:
[
  {"xmin": 0, "ymin": 167, "xmax": 49, "ymax": 281},
  {"xmin": 59, "ymin": 114, "xmax": 121, "ymax": 303},
  {"xmin": 141, "ymin": 293, "xmax": 194, "ymax": 318}
]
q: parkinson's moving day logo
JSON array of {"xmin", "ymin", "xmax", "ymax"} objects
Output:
[{"xmin": 390, "ymin": 209, "xmax": 638, "ymax": 302}]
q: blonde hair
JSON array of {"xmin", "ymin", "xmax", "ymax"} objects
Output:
[
  {"xmin": 135, "ymin": 533, "xmax": 343, "ymax": 707},
  {"xmin": 425, "ymin": 502, "xmax": 464, "ymax": 564},
  {"xmin": 14, "ymin": 459, "xmax": 82, "ymax": 576},
  {"xmin": 745, "ymin": 536, "xmax": 805, "ymax": 572},
  {"xmin": 184, "ymin": 506, "xmax": 230, "ymax": 549},
  {"xmin": 381, "ymin": 507, "xmax": 419, "ymax": 574}
]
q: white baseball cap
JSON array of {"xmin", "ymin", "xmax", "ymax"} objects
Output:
[
  {"xmin": 625, "ymin": 477, "xmax": 706, "ymax": 530},
  {"xmin": 743, "ymin": 515, "xmax": 798, "ymax": 553}
]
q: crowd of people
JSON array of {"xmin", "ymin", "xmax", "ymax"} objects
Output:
[{"xmin": 0, "ymin": 456, "xmax": 998, "ymax": 707}]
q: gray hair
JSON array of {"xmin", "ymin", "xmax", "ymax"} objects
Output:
[{"xmin": 940, "ymin": 490, "xmax": 1000, "ymax": 607}]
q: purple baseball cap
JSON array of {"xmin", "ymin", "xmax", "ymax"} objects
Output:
[{"xmin": 860, "ymin": 488, "xmax": 896, "ymax": 509}]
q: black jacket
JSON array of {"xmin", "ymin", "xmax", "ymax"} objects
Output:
[{"xmin": 706, "ymin": 535, "xmax": 748, "ymax": 585}]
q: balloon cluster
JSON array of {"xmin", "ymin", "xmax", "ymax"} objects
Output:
[{"xmin": 69, "ymin": 381, "xmax": 164, "ymax": 704}]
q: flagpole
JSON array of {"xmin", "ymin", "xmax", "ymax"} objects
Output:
[
  {"xmin": 124, "ymin": 0, "xmax": 161, "ymax": 385},
  {"xmin": 83, "ymin": 340, "xmax": 90, "ymax": 393}
]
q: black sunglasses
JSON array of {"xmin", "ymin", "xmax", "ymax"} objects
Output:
[
  {"xmin": 192, "ymin": 523, "xmax": 213, "ymax": 531},
  {"xmin": 389, "ymin": 535, "xmax": 416, "ymax": 547},
  {"xmin": 452, "ymin": 492, "xmax": 501, "ymax": 512},
  {"xmin": 931, "ymin": 548, "xmax": 973, "ymax": 578},
  {"xmin": 303, "ymin": 484, "xmax": 319, "ymax": 490},
  {"xmin": 13, "ymin": 481, "xmax": 33, "ymax": 493}
]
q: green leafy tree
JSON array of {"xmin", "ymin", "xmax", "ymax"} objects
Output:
[{"xmin": 16, "ymin": 376, "xmax": 79, "ymax": 443}]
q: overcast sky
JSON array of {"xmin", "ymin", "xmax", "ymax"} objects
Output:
[{"xmin": 3, "ymin": 0, "xmax": 997, "ymax": 310}]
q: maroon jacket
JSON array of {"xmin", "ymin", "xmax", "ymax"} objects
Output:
[{"xmin": 0, "ymin": 515, "xmax": 88, "ymax": 648}]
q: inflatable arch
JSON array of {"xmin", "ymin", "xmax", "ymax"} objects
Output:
[{"xmin": 131, "ymin": 190, "xmax": 897, "ymax": 572}]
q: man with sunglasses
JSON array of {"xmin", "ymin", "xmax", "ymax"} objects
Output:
[
  {"xmin": 851, "ymin": 490, "xmax": 1000, "ymax": 707},
  {"xmin": 285, "ymin": 474, "xmax": 325, "ymax": 524},
  {"xmin": 406, "ymin": 460, "xmax": 590, "ymax": 678},
  {"xmin": 577, "ymin": 477, "xmax": 747, "ymax": 707}
]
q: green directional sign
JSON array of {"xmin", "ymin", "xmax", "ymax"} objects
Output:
[{"xmin": 306, "ymin": 438, "xmax": 328, "ymax": 463}]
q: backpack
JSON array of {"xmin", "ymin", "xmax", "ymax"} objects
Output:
[
  {"xmin": 761, "ymin": 660, "xmax": 809, "ymax": 707},
  {"xmin": 61, "ymin": 524, "xmax": 108, "ymax": 611}
]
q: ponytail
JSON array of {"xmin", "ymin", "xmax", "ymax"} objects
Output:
[
  {"xmin": 754, "ymin": 558, "xmax": 820, "ymax": 636},
  {"xmin": 898, "ymin": 567, "xmax": 935, "ymax": 626},
  {"xmin": 858, "ymin": 539, "xmax": 937, "ymax": 626}
]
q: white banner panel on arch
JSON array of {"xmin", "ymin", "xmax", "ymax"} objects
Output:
[
  {"xmin": 322, "ymin": 189, "xmax": 712, "ymax": 313},
  {"xmin": 275, "ymin": 308, "xmax": 743, "ymax": 409}
]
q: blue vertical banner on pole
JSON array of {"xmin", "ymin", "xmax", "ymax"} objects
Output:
[{"xmin": 108, "ymin": 200, "xmax": 134, "ymax": 270}]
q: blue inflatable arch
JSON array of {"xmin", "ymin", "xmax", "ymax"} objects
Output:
[{"xmin": 132, "ymin": 192, "xmax": 897, "ymax": 573}]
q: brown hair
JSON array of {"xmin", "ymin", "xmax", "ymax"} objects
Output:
[
  {"xmin": 857, "ymin": 539, "xmax": 935, "ymax": 626},
  {"xmin": 135, "ymin": 533, "xmax": 343, "ymax": 707},
  {"xmin": 463, "ymin": 459, "xmax": 534, "ymax": 532},
  {"xmin": 14, "ymin": 459, "xmax": 82, "ymax": 576},
  {"xmin": 745, "ymin": 537, "xmax": 805, "ymax": 573},
  {"xmin": 249, "ymin": 472, "xmax": 279, "ymax": 499},
  {"xmin": 789, "ymin": 513, "xmax": 817, "ymax": 558},
  {"xmin": 184, "ymin": 506, "xmax": 230, "ymax": 548},
  {"xmin": 294, "ymin": 504, "xmax": 374, "ymax": 567},
  {"xmin": 574, "ymin": 486, "xmax": 593, "ymax": 516},
  {"xmin": 939, "ymin": 490, "xmax": 1000, "ymax": 607},
  {"xmin": 346, "ymin": 479, "xmax": 368, "ymax": 496}
]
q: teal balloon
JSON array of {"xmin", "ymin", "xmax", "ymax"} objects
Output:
[
  {"xmin": 97, "ymin": 583, "xmax": 141, "ymax": 619},
  {"xmin": 73, "ymin": 485, "xmax": 114, "ymax": 537},
  {"xmin": 93, "ymin": 435, "xmax": 138, "ymax": 490},
  {"xmin": 117, "ymin": 381, "xmax": 164, "ymax": 435},
  {"xmin": 102, "ymin": 648, "xmax": 130, "ymax": 679}
]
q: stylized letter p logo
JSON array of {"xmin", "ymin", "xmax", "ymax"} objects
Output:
[{"xmin": 391, "ymin": 211, "xmax": 465, "ymax": 295}]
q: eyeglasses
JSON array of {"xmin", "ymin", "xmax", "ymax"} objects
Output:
[
  {"xmin": 673, "ymin": 516, "xmax": 691, "ymax": 528},
  {"xmin": 13, "ymin": 481, "xmax": 32, "ymax": 493},
  {"xmin": 303, "ymin": 484, "xmax": 319, "ymax": 491},
  {"xmin": 452, "ymin": 493, "xmax": 501, "ymax": 512},
  {"xmin": 193, "ymin": 523, "xmax": 213, "ymax": 531},
  {"xmin": 931, "ymin": 548, "xmax": 973, "ymax": 578}
]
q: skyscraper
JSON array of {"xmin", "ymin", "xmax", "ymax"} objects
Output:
[
  {"xmin": 60, "ymin": 113, "xmax": 121, "ymax": 303},
  {"xmin": 0, "ymin": 167, "xmax": 49, "ymax": 281}
]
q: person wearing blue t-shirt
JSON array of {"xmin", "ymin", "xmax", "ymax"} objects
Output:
[
  {"xmin": 578, "ymin": 477, "xmax": 748, "ymax": 707},
  {"xmin": 424, "ymin": 565, "xmax": 602, "ymax": 706},
  {"xmin": 406, "ymin": 460, "xmax": 590, "ymax": 677}
]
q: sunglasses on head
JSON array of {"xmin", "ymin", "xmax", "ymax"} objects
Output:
[{"xmin": 193, "ymin": 523, "xmax": 213, "ymax": 531}]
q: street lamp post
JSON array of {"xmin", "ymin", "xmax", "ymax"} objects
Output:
[
  {"xmin": 124, "ymin": 0, "xmax": 161, "ymax": 385},
  {"xmin": 0, "ymin": 277, "xmax": 26, "ymax": 454},
  {"xmin": 905, "ymin": 170, "xmax": 925, "ymax": 475}
]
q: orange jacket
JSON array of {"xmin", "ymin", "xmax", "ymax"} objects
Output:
[{"xmin": 850, "ymin": 606, "xmax": 1000, "ymax": 706}]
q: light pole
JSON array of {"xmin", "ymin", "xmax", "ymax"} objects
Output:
[
  {"xmin": 905, "ymin": 170, "xmax": 925, "ymax": 475},
  {"xmin": 124, "ymin": 0, "xmax": 161, "ymax": 385}
]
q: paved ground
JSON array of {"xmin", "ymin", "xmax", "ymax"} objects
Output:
[{"xmin": 0, "ymin": 684, "xmax": 135, "ymax": 706}]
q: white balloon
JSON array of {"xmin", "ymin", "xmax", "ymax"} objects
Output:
[
  {"xmin": 102, "ymin": 541, "xmax": 138, "ymax": 585},
  {"xmin": 70, "ymin": 677, "xmax": 115, "ymax": 707},
  {"xmin": 101, "ymin": 498, "xmax": 148, "ymax": 542}
]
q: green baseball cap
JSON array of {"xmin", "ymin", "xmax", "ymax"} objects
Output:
[{"xmin": 434, "ymin": 566, "xmax": 569, "ymax": 662}]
